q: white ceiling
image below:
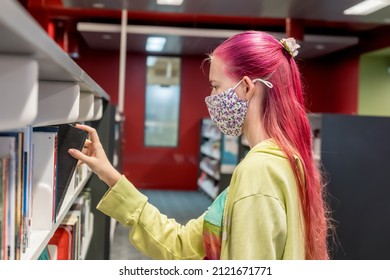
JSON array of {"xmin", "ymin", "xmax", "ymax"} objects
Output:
[
  {"xmin": 77, "ymin": 22, "xmax": 360, "ymax": 59},
  {"xmin": 63, "ymin": 0, "xmax": 390, "ymax": 58},
  {"xmin": 63, "ymin": 0, "xmax": 390, "ymax": 24}
]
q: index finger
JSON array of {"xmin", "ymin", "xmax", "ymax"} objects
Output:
[{"xmin": 74, "ymin": 124, "xmax": 100, "ymax": 143}]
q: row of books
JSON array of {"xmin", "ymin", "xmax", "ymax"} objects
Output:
[
  {"xmin": 38, "ymin": 188, "xmax": 93, "ymax": 260},
  {"xmin": 197, "ymin": 171, "xmax": 220, "ymax": 200},
  {"xmin": 0, "ymin": 124, "xmax": 88, "ymax": 259},
  {"xmin": 200, "ymin": 140, "xmax": 221, "ymax": 160},
  {"xmin": 199, "ymin": 156, "xmax": 220, "ymax": 180},
  {"xmin": 198, "ymin": 118, "xmax": 240, "ymax": 200},
  {"xmin": 201, "ymin": 118, "xmax": 221, "ymax": 140}
]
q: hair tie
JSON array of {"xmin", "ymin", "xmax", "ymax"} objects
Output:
[{"xmin": 279, "ymin": 38, "xmax": 301, "ymax": 58}]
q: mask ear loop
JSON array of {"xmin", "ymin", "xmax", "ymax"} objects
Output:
[
  {"xmin": 232, "ymin": 79, "xmax": 251, "ymax": 106},
  {"xmin": 232, "ymin": 79, "xmax": 244, "ymax": 91},
  {"xmin": 252, "ymin": 78, "xmax": 273, "ymax": 88}
]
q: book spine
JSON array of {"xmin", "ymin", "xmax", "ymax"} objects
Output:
[
  {"xmin": 53, "ymin": 134, "xmax": 58, "ymax": 224},
  {"xmin": 14, "ymin": 132, "xmax": 24, "ymax": 260},
  {"xmin": 1, "ymin": 157, "xmax": 9, "ymax": 260}
]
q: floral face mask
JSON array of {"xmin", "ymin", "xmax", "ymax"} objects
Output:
[{"xmin": 205, "ymin": 78, "xmax": 273, "ymax": 136}]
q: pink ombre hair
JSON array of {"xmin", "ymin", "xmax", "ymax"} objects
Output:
[{"xmin": 211, "ymin": 31, "xmax": 330, "ymax": 260}]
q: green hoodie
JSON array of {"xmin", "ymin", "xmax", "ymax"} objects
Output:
[{"xmin": 97, "ymin": 138, "xmax": 305, "ymax": 259}]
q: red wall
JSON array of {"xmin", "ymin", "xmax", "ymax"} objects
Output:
[
  {"xmin": 77, "ymin": 49, "xmax": 210, "ymax": 190},
  {"xmin": 301, "ymin": 48, "xmax": 359, "ymax": 114},
  {"xmin": 122, "ymin": 55, "xmax": 211, "ymax": 190},
  {"xmin": 76, "ymin": 45, "xmax": 360, "ymax": 191},
  {"xmin": 76, "ymin": 49, "xmax": 120, "ymax": 105}
]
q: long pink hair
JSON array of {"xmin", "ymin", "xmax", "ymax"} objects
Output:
[{"xmin": 211, "ymin": 31, "xmax": 330, "ymax": 260}]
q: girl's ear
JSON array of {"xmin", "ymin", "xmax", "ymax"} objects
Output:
[{"xmin": 242, "ymin": 76, "xmax": 255, "ymax": 100}]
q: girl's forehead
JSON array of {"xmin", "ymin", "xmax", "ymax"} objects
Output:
[{"xmin": 209, "ymin": 57, "xmax": 226, "ymax": 78}]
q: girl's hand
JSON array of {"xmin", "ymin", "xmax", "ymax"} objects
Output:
[{"xmin": 68, "ymin": 124, "xmax": 121, "ymax": 188}]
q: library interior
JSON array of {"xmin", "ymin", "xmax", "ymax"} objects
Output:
[{"xmin": 0, "ymin": 0, "xmax": 390, "ymax": 260}]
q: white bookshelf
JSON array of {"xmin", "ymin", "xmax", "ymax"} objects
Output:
[
  {"xmin": 0, "ymin": 0, "xmax": 109, "ymax": 101},
  {"xmin": 307, "ymin": 113, "xmax": 322, "ymax": 167},
  {"xmin": 198, "ymin": 118, "xmax": 239, "ymax": 199},
  {"xmin": 78, "ymin": 92, "xmax": 95, "ymax": 122},
  {"xmin": 92, "ymin": 98, "xmax": 104, "ymax": 121},
  {"xmin": 21, "ymin": 171, "xmax": 93, "ymax": 260},
  {"xmin": 33, "ymin": 82, "xmax": 81, "ymax": 127},
  {"xmin": 81, "ymin": 213, "xmax": 94, "ymax": 260},
  {"xmin": 197, "ymin": 177, "xmax": 219, "ymax": 200},
  {"xmin": 199, "ymin": 160, "xmax": 220, "ymax": 180},
  {"xmin": 0, "ymin": 55, "xmax": 38, "ymax": 131},
  {"xmin": 0, "ymin": 0, "xmax": 110, "ymax": 260}
]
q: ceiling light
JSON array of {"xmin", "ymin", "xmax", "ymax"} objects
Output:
[
  {"xmin": 92, "ymin": 3, "xmax": 105, "ymax": 8},
  {"xmin": 157, "ymin": 0, "xmax": 184, "ymax": 5},
  {"xmin": 77, "ymin": 23, "xmax": 243, "ymax": 38},
  {"xmin": 102, "ymin": 34, "xmax": 112, "ymax": 40},
  {"xmin": 343, "ymin": 0, "xmax": 390, "ymax": 15},
  {"xmin": 147, "ymin": 56, "xmax": 157, "ymax": 67},
  {"xmin": 146, "ymin": 37, "xmax": 166, "ymax": 52},
  {"xmin": 69, "ymin": 52, "xmax": 80, "ymax": 59}
]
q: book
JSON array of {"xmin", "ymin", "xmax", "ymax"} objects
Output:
[
  {"xmin": 69, "ymin": 188, "xmax": 92, "ymax": 257},
  {"xmin": 13, "ymin": 132, "xmax": 23, "ymax": 260},
  {"xmin": 0, "ymin": 131, "xmax": 24, "ymax": 260},
  {"xmin": 21, "ymin": 126, "xmax": 33, "ymax": 253},
  {"xmin": 0, "ymin": 158, "xmax": 4, "ymax": 259},
  {"xmin": 69, "ymin": 197, "xmax": 85, "ymax": 251},
  {"xmin": 47, "ymin": 226, "xmax": 72, "ymax": 260},
  {"xmin": 55, "ymin": 124, "xmax": 88, "ymax": 217},
  {"xmin": 220, "ymin": 135, "xmax": 239, "ymax": 174},
  {"xmin": 47, "ymin": 244, "xmax": 57, "ymax": 260},
  {"xmin": 0, "ymin": 131, "xmax": 30, "ymax": 260},
  {"xmin": 0, "ymin": 157, "xmax": 10, "ymax": 260},
  {"xmin": 37, "ymin": 246, "xmax": 50, "ymax": 260},
  {"xmin": 32, "ymin": 128, "xmax": 58, "ymax": 230},
  {"xmin": 61, "ymin": 213, "xmax": 81, "ymax": 260},
  {"xmin": 0, "ymin": 135, "xmax": 17, "ymax": 260}
]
